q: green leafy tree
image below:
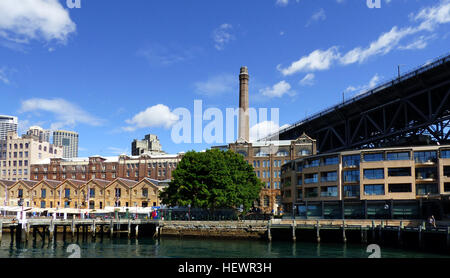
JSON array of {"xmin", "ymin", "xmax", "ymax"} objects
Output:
[{"xmin": 160, "ymin": 149, "xmax": 263, "ymax": 213}]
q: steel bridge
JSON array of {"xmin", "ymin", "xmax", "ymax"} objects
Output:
[{"xmin": 266, "ymin": 53, "xmax": 450, "ymax": 154}]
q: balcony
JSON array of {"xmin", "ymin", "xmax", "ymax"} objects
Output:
[{"xmin": 304, "ymin": 178, "xmax": 318, "ymax": 184}]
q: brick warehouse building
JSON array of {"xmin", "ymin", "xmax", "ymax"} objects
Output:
[{"xmin": 30, "ymin": 153, "xmax": 183, "ymax": 182}]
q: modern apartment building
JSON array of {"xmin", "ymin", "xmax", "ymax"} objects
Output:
[
  {"xmin": 53, "ymin": 130, "xmax": 79, "ymax": 158},
  {"xmin": 281, "ymin": 145, "xmax": 450, "ymax": 219},
  {"xmin": 0, "ymin": 177, "xmax": 164, "ymax": 209},
  {"xmin": 30, "ymin": 153, "xmax": 183, "ymax": 182},
  {"xmin": 0, "ymin": 132, "xmax": 62, "ymax": 182},
  {"xmin": 132, "ymin": 134, "xmax": 163, "ymax": 156},
  {"xmin": 0, "ymin": 115, "xmax": 18, "ymax": 141}
]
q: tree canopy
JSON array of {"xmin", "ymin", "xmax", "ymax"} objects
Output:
[{"xmin": 159, "ymin": 149, "xmax": 263, "ymax": 213}]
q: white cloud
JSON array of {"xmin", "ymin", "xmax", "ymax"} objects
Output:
[
  {"xmin": 0, "ymin": 67, "xmax": 10, "ymax": 84},
  {"xmin": 398, "ymin": 35, "xmax": 435, "ymax": 50},
  {"xmin": 277, "ymin": 47, "xmax": 340, "ymax": 76},
  {"xmin": 260, "ymin": 80, "xmax": 295, "ymax": 98},
  {"xmin": 0, "ymin": 0, "xmax": 76, "ymax": 44},
  {"xmin": 299, "ymin": 73, "xmax": 315, "ymax": 86},
  {"xmin": 278, "ymin": 0, "xmax": 450, "ymax": 76},
  {"xmin": 212, "ymin": 24, "xmax": 234, "ymax": 51},
  {"xmin": 306, "ymin": 8, "xmax": 326, "ymax": 27},
  {"xmin": 124, "ymin": 104, "xmax": 179, "ymax": 131},
  {"xmin": 275, "ymin": 0, "xmax": 289, "ymax": 7},
  {"xmin": 250, "ymin": 121, "xmax": 290, "ymax": 142},
  {"xmin": 345, "ymin": 74, "xmax": 381, "ymax": 96},
  {"xmin": 194, "ymin": 74, "xmax": 235, "ymax": 97},
  {"xmin": 19, "ymin": 98, "xmax": 103, "ymax": 130},
  {"xmin": 340, "ymin": 26, "xmax": 417, "ymax": 65},
  {"xmin": 137, "ymin": 43, "xmax": 200, "ymax": 66}
]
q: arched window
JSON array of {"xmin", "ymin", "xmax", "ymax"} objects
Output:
[
  {"xmin": 263, "ymin": 196, "xmax": 270, "ymax": 207},
  {"xmin": 255, "ymin": 151, "xmax": 269, "ymax": 157},
  {"xmin": 14, "ymin": 144, "xmax": 17, "ymax": 149},
  {"xmin": 25, "ymin": 143, "xmax": 29, "ymax": 149},
  {"xmin": 39, "ymin": 145, "xmax": 42, "ymax": 151},
  {"xmin": 276, "ymin": 150, "xmax": 289, "ymax": 156},
  {"xmin": 19, "ymin": 144, "xmax": 23, "ymax": 149},
  {"xmin": 299, "ymin": 149, "xmax": 311, "ymax": 156},
  {"xmin": 44, "ymin": 146, "xmax": 47, "ymax": 152},
  {"xmin": 54, "ymin": 149, "xmax": 57, "ymax": 154}
]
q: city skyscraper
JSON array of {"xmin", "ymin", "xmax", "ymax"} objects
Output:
[
  {"xmin": 0, "ymin": 115, "xmax": 18, "ymax": 141},
  {"xmin": 53, "ymin": 130, "xmax": 79, "ymax": 158}
]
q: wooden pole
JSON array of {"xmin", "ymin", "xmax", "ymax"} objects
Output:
[
  {"xmin": 316, "ymin": 220, "xmax": 321, "ymax": 243},
  {"xmin": 419, "ymin": 224, "xmax": 423, "ymax": 248},
  {"xmin": 292, "ymin": 220, "xmax": 296, "ymax": 242},
  {"xmin": 342, "ymin": 220, "xmax": 347, "ymax": 243},
  {"xmin": 110, "ymin": 219, "xmax": 114, "ymax": 238},
  {"xmin": 92, "ymin": 220, "xmax": 96, "ymax": 238},
  {"xmin": 0, "ymin": 221, "xmax": 2, "ymax": 243},
  {"xmin": 135, "ymin": 225, "xmax": 139, "ymax": 238},
  {"xmin": 267, "ymin": 222, "xmax": 272, "ymax": 242},
  {"xmin": 128, "ymin": 219, "xmax": 131, "ymax": 239}
]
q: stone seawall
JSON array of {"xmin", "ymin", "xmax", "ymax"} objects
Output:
[{"xmin": 159, "ymin": 221, "xmax": 269, "ymax": 239}]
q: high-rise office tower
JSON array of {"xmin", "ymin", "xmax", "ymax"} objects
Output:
[
  {"xmin": 53, "ymin": 130, "xmax": 79, "ymax": 158},
  {"xmin": 0, "ymin": 115, "xmax": 18, "ymax": 141}
]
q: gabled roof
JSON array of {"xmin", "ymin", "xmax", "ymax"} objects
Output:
[
  {"xmin": 60, "ymin": 179, "xmax": 86, "ymax": 189},
  {"xmin": 11, "ymin": 180, "xmax": 39, "ymax": 189},
  {"xmin": 86, "ymin": 178, "xmax": 110, "ymax": 188},
  {"xmin": 111, "ymin": 177, "xmax": 139, "ymax": 188},
  {"xmin": 0, "ymin": 179, "xmax": 16, "ymax": 188},
  {"xmin": 38, "ymin": 180, "xmax": 62, "ymax": 189},
  {"xmin": 133, "ymin": 178, "xmax": 159, "ymax": 189}
]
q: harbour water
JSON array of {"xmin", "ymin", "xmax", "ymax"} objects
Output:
[{"xmin": 0, "ymin": 236, "xmax": 449, "ymax": 258}]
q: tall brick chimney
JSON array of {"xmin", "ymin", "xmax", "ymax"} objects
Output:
[{"xmin": 238, "ymin": 66, "xmax": 250, "ymax": 142}]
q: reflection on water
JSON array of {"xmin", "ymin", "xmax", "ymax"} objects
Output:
[{"xmin": 0, "ymin": 235, "xmax": 448, "ymax": 258}]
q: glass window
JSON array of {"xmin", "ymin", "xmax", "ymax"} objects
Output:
[
  {"xmin": 321, "ymin": 171, "xmax": 337, "ymax": 182},
  {"xmin": 342, "ymin": 155, "xmax": 360, "ymax": 167},
  {"xmin": 323, "ymin": 156, "xmax": 339, "ymax": 166},
  {"xmin": 41, "ymin": 189, "xmax": 46, "ymax": 198},
  {"xmin": 304, "ymin": 159, "xmax": 319, "ymax": 168},
  {"xmin": 363, "ymin": 169, "xmax": 384, "ymax": 179},
  {"xmin": 304, "ymin": 173, "xmax": 318, "ymax": 184},
  {"xmin": 343, "ymin": 185, "xmax": 360, "ymax": 197},
  {"xmin": 343, "ymin": 170, "xmax": 360, "ymax": 182},
  {"xmin": 305, "ymin": 187, "xmax": 318, "ymax": 198},
  {"xmin": 414, "ymin": 151, "xmax": 437, "ymax": 163},
  {"xmin": 320, "ymin": 186, "xmax": 338, "ymax": 197},
  {"xmin": 387, "ymin": 152, "xmax": 410, "ymax": 161},
  {"xmin": 363, "ymin": 153, "xmax": 384, "ymax": 162},
  {"xmin": 388, "ymin": 183, "xmax": 412, "ymax": 193},
  {"xmin": 415, "ymin": 167, "xmax": 437, "ymax": 179},
  {"xmin": 416, "ymin": 184, "xmax": 438, "ymax": 195},
  {"xmin": 89, "ymin": 188, "xmax": 95, "ymax": 197},
  {"xmin": 65, "ymin": 189, "xmax": 70, "ymax": 198},
  {"xmin": 441, "ymin": 150, "xmax": 450, "ymax": 159},
  {"xmin": 364, "ymin": 184, "xmax": 385, "ymax": 195},
  {"xmin": 388, "ymin": 167, "xmax": 411, "ymax": 177}
]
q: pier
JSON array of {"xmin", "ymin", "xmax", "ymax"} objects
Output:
[
  {"xmin": 0, "ymin": 218, "xmax": 160, "ymax": 242},
  {"xmin": 1, "ymin": 218, "xmax": 449, "ymax": 252}
]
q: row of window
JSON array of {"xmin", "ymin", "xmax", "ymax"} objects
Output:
[
  {"xmin": 298, "ymin": 150, "xmax": 450, "ymax": 170},
  {"xmin": 2, "ymin": 169, "xmax": 28, "ymax": 176},
  {"xmin": 1, "ymin": 160, "xmax": 29, "ymax": 168},
  {"xmin": 294, "ymin": 183, "xmax": 446, "ymax": 198},
  {"xmin": 11, "ymin": 187, "xmax": 157, "ymax": 199},
  {"xmin": 252, "ymin": 160, "xmax": 286, "ymax": 168}
]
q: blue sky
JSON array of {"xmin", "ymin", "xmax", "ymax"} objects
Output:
[{"xmin": 0, "ymin": 0, "xmax": 449, "ymax": 156}]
